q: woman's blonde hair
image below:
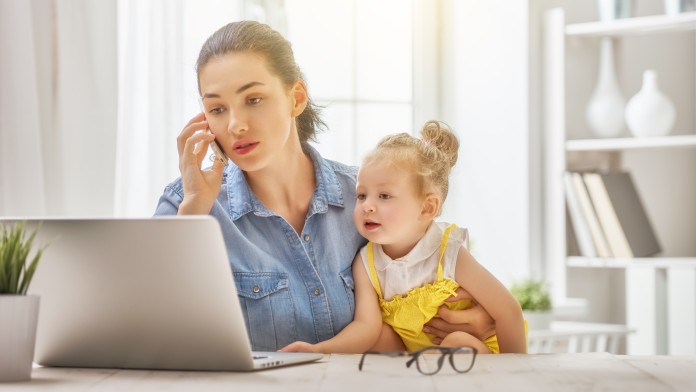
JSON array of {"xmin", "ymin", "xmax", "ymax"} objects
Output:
[{"xmin": 363, "ymin": 121, "xmax": 459, "ymax": 213}]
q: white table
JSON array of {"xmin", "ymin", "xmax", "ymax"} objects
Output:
[{"xmin": 1, "ymin": 353, "xmax": 694, "ymax": 391}]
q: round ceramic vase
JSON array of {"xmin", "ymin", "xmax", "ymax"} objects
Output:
[
  {"xmin": 586, "ymin": 38, "xmax": 626, "ymax": 138},
  {"xmin": 625, "ymin": 70, "xmax": 676, "ymax": 138}
]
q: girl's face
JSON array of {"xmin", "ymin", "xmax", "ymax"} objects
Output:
[
  {"xmin": 353, "ymin": 160, "xmax": 431, "ymax": 259},
  {"xmin": 198, "ymin": 52, "xmax": 306, "ymax": 172}
]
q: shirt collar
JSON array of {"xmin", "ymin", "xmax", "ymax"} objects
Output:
[
  {"xmin": 376, "ymin": 222, "xmax": 441, "ymax": 269},
  {"xmin": 225, "ymin": 143, "xmax": 346, "ymax": 221}
]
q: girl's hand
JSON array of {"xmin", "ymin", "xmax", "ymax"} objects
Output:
[
  {"xmin": 176, "ymin": 112, "xmax": 225, "ymax": 215},
  {"xmin": 423, "ymin": 287, "xmax": 496, "ymax": 343},
  {"xmin": 278, "ymin": 341, "xmax": 321, "ymax": 353}
]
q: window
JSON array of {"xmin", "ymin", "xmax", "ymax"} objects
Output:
[{"xmin": 286, "ymin": 0, "xmax": 416, "ymax": 165}]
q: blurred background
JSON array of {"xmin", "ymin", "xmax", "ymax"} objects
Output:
[{"xmin": 1, "ymin": 0, "xmax": 694, "ymax": 355}]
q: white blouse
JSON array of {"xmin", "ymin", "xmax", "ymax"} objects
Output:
[{"xmin": 360, "ymin": 222, "xmax": 468, "ymax": 300}]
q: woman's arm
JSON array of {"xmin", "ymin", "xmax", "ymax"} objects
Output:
[
  {"xmin": 454, "ymin": 247, "xmax": 527, "ymax": 353},
  {"xmin": 279, "ymin": 253, "xmax": 383, "ymax": 353}
]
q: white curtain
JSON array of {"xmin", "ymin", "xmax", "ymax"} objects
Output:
[
  {"xmin": 114, "ymin": 0, "xmax": 285, "ymax": 217},
  {"xmin": 0, "ymin": 0, "xmax": 118, "ymax": 217}
]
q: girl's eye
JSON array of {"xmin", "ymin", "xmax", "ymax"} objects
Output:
[
  {"xmin": 209, "ymin": 107, "xmax": 224, "ymax": 114},
  {"xmin": 356, "ymin": 194, "xmax": 366, "ymax": 201},
  {"xmin": 248, "ymin": 97, "xmax": 262, "ymax": 105},
  {"xmin": 379, "ymin": 193, "xmax": 392, "ymax": 200}
]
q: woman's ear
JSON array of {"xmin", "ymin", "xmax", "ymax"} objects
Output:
[
  {"xmin": 291, "ymin": 80, "xmax": 308, "ymax": 117},
  {"xmin": 420, "ymin": 193, "xmax": 440, "ymax": 220}
]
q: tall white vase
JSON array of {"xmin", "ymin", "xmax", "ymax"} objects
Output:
[
  {"xmin": 625, "ymin": 70, "xmax": 676, "ymax": 138},
  {"xmin": 586, "ymin": 38, "xmax": 626, "ymax": 138}
]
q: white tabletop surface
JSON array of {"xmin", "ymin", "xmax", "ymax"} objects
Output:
[{"xmin": 1, "ymin": 353, "xmax": 695, "ymax": 391}]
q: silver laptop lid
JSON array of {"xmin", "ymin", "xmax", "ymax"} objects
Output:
[{"xmin": 14, "ymin": 216, "xmax": 258, "ymax": 371}]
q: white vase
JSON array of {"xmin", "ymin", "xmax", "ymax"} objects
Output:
[
  {"xmin": 523, "ymin": 310, "xmax": 553, "ymax": 330},
  {"xmin": 597, "ymin": 0, "xmax": 634, "ymax": 21},
  {"xmin": 586, "ymin": 38, "xmax": 626, "ymax": 138},
  {"xmin": 625, "ymin": 70, "xmax": 676, "ymax": 138},
  {"xmin": 664, "ymin": 0, "xmax": 696, "ymax": 15},
  {"xmin": 0, "ymin": 295, "xmax": 40, "ymax": 382}
]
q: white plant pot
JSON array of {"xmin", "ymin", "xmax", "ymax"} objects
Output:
[
  {"xmin": 523, "ymin": 310, "xmax": 552, "ymax": 331},
  {"xmin": 0, "ymin": 295, "xmax": 40, "ymax": 382}
]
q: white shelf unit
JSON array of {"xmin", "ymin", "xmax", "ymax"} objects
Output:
[{"xmin": 543, "ymin": 9, "xmax": 696, "ymax": 355}]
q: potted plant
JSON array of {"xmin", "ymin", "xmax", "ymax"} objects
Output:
[
  {"xmin": 0, "ymin": 221, "xmax": 47, "ymax": 382},
  {"xmin": 510, "ymin": 279, "xmax": 553, "ymax": 330}
]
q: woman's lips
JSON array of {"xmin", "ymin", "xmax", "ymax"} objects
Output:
[{"xmin": 232, "ymin": 141, "xmax": 259, "ymax": 155}]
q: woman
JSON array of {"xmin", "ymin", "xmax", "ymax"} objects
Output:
[{"xmin": 155, "ymin": 21, "xmax": 494, "ymax": 351}]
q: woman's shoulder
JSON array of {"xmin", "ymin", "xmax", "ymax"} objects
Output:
[{"xmin": 321, "ymin": 156, "xmax": 358, "ymax": 179}]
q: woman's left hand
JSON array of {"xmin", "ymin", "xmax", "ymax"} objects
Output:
[{"xmin": 423, "ymin": 287, "xmax": 496, "ymax": 343}]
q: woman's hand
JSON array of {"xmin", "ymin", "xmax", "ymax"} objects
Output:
[
  {"xmin": 177, "ymin": 113, "xmax": 225, "ymax": 215},
  {"xmin": 423, "ymin": 287, "xmax": 496, "ymax": 343}
]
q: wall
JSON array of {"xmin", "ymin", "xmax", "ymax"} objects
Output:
[{"xmin": 439, "ymin": 0, "xmax": 531, "ymax": 286}]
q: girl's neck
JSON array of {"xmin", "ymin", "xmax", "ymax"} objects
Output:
[{"xmin": 381, "ymin": 221, "xmax": 433, "ymax": 260}]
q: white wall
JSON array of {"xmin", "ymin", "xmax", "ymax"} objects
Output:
[{"xmin": 439, "ymin": 0, "xmax": 531, "ymax": 286}]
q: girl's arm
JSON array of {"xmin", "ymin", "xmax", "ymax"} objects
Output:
[
  {"xmin": 454, "ymin": 247, "xmax": 527, "ymax": 353},
  {"xmin": 279, "ymin": 253, "xmax": 383, "ymax": 353}
]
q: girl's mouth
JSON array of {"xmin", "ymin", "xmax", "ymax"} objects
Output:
[{"xmin": 364, "ymin": 221, "xmax": 381, "ymax": 230}]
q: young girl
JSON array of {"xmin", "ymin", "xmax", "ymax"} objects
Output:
[{"xmin": 280, "ymin": 121, "xmax": 527, "ymax": 354}]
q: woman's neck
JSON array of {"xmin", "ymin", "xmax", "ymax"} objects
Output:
[{"xmin": 245, "ymin": 144, "xmax": 316, "ymax": 234}]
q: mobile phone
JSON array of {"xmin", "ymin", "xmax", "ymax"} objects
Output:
[{"xmin": 198, "ymin": 98, "xmax": 229, "ymax": 166}]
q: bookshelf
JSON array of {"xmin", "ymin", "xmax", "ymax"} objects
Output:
[{"xmin": 543, "ymin": 9, "xmax": 696, "ymax": 355}]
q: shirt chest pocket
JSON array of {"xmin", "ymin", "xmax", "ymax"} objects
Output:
[{"xmin": 234, "ymin": 272, "xmax": 296, "ymax": 351}]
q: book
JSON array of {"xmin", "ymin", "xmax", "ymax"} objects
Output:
[
  {"xmin": 566, "ymin": 207, "xmax": 580, "ymax": 256},
  {"xmin": 563, "ymin": 172, "xmax": 596, "ymax": 257},
  {"xmin": 570, "ymin": 172, "xmax": 613, "ymax": 258},
  {"xmin": 582, "ymin": 171, "xmax": 661, "ymax": 258}
]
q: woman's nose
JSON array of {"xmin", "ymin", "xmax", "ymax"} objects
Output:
[{"xmin": 227, "ymin": 110, "xmax": 247, "ymax": 135}]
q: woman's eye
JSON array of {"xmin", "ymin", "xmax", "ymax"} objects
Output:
[
  {"xmin": 209, "ymin": 107, "xmax": 224, "ymax": 114},
  {"xmin": 379, "ymin": 193, "xmax": 392, "ymax": 200},
  {"xmin": 248, "ymin": 97, "xmax": 262, "ymax": 105}
]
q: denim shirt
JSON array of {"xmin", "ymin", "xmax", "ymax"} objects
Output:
[{"xmin": 154, "ymin": 144, "xmax": 367, "ymax": 351}]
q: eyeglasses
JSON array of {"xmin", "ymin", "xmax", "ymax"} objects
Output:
[{"xmin": 358, "ymin": 346, "xmax": 478, "ymax": 375}]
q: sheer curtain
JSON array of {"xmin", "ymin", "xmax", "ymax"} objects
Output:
[
  {"xmin": 114, "ymin": 0, "xmax": 272, "ymax": 217},
  {"xmin": 0, "ymin": 0, "xmax": 117, "ymax": 217}
]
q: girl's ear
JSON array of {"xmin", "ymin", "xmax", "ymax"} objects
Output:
[
  {"xmin": 420, "ymin": 193, "xmax": 440, "ymax": 220},
  {"xmin": 291, "ymin": 80, "xmax": 308, "ymax": 117}
]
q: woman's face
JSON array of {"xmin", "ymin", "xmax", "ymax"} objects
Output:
[{"xmin": 198, "ymin": 52, "xmax": 306, "ymax": 172}]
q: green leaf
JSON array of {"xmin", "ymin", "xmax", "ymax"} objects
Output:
[{"xmin": 0, "ymin": 221, "xmax": 48, "ymax": 295}]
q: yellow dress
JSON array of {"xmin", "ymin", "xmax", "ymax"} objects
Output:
[{"xmin": 366, "ymin": 224, "xmax": 501, "ymax": 353}]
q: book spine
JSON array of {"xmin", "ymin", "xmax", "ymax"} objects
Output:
[
  {"xmin": 571, "ymin": 172, "xmax": 613, "ymax": 258},
  {"xmin": 563, "ymin": 172, "xmax": 596, "ymax": 257},
  {"xmin": 583, "ymin": 172, "xmax": 633, "ymax": 258}
]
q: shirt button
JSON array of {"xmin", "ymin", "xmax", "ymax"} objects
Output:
[
  {"xmin": 304, "ymin": 235, "xmax": 310, "ymax": 241},
  {"xmin": 314, "ymin": 288, "xmax": 321, "ymax": 296},
  {"xmin": 252, "ymin": 285, "xmax": 260, "ymax": 293}
]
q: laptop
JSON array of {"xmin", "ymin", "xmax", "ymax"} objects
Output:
[{"xmin": 2, "ymin": 216, "xmax": 323, "ymax": 371}]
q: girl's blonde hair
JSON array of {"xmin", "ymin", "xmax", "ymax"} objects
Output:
[{"xmin": 363, "ymin": 121, "xmax": 459, "ymax": 213}]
